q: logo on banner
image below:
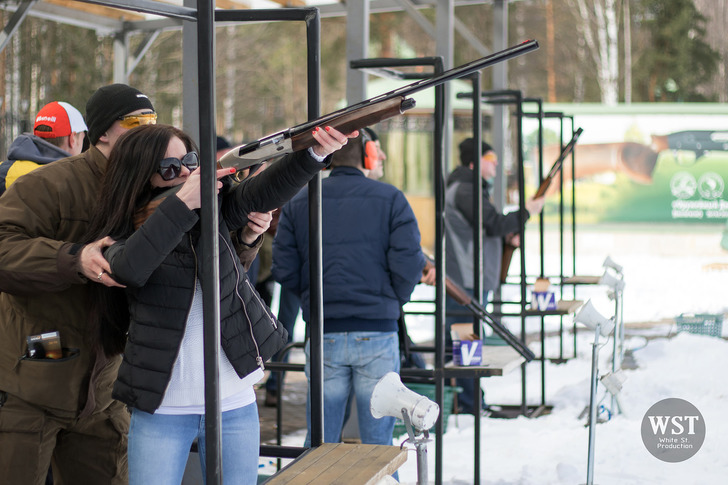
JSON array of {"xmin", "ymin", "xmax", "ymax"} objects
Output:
[
  {"xmin": 670, "ymin": 172, "xmax": 697, "ymax": 199},
  {"xmin": 697, "ymin": 172, "xmax": 724, "ymax": 199}
]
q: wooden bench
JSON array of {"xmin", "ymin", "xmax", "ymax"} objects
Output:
[{"xmin": 261, "ymin": 442, "xmax": 407, "ymax": 485}]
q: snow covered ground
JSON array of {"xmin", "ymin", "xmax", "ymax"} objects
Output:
[
  {"xmin": 266, "ymin": 223, "xmax": 728, "ymax": 484},
  {"xmin": 394, "ymin": 332, "xmax": 728, "ymax": 485}
]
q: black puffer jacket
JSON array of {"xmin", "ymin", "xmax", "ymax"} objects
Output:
[{"xmin": 105, "ymin": 150, "xmax": 326, "ymax": 413}]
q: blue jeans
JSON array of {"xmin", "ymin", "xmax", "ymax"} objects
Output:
[
  {"xmin": 127, "ymin": 403, "xmax": 260, "ymax": 485},
  {"xmin": 304, "ymin": 331, "xmax": 400, "ymax": 446}
]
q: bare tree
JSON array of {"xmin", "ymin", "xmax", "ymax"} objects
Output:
[{"xmin": 567, "ymin": 0, "xmax": 620, "ymax": 104}]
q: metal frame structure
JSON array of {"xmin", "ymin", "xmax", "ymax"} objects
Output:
[{"xmin": 0, "ymin": 1, "xmax": 523, "ymax": 483}]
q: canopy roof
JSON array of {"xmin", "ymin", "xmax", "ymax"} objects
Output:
[{"xmin": 1, "ymin": 0, "xmax": 487, "ymax": 35}]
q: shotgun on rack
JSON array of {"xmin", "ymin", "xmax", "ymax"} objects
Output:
[
  {"xmin": 423, "ymin": 258, "xmax": 535, "ymax": 361},
  {"xmin": 218, "ymin": 39, "xmax": 539, "ymax": 172}
]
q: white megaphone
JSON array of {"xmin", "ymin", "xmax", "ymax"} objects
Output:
[
  {"xmin": 574, "ymin": 299, "xmax": 614, "ymax": 337},
  {"xmin": 370, "ymin": 372, "xmax": 440, "ymax": 432},
  {"xmin": 602, "ymin": 255, "xmax": 623, "ymax": 274},
  {"xmin": 599, "ymin": 270, "xmax": 625, "ymax": 293}
]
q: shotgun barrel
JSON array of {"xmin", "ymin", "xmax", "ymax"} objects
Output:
[{"xmin": 423, "ymin": 259, "xmax": 535, "ymax": 361}]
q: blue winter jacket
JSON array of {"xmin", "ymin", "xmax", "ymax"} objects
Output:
[
  {"xmin": 0, "ymin": 134, "xmax": 71, "ymax": 196},
  {"xmin": 272, "ymin": 166, "xmax": 425, "ymax": 332}
]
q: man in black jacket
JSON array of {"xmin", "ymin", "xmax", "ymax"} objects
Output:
[{"xmin": 445, "ymin": 138, "xmax": 544, "ymax": 414}]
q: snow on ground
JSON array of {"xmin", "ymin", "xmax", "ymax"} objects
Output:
[
  {"xmin": 266, "ymin": 223, "xmax": 728, "ymax": 484},
  {"xmin": 394, "ymin": 332, "xmax": 728, "ymax": 485}
]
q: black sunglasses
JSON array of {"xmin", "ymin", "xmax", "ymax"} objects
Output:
[{"xmin": 158, "ymin": 152, "xmax": 199, "ymax": 181}]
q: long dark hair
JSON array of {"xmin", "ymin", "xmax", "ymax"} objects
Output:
[{"xmin": 85, "ymin": 124, "xmax": 197, "ymax": 356}]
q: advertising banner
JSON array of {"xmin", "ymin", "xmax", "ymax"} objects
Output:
[{"xmin": 526, "ymin": 103, "xmax": 728, "ymax": 224}]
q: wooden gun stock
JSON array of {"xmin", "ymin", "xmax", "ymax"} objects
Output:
[
  {"xmin": 422, "ymin": 258, "xmax": 535, "ymax": 361},
  {"xmin": 533, "ymin": 127, "xmax": 584, "ymax": 198},
  {"xmin": 534, "ymin": 174, "xmax": 555, "ymax": 199},
  {"xmin": 290, "ymin": 97, "xmax": 414, "ymax": 153},
  {"xmin": 219, "ymin": 97, "xmax": 415, "ymax": 171},
  {"xmin": 424, "ymin": 259, "xmax": 470, "ymax": 306}
]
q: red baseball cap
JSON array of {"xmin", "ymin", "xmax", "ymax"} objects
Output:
[{"xmin": 34, "ymin": 101, "xmax": 88, "ymax": 138}]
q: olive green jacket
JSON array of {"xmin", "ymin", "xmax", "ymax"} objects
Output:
[{"xmin": 0, "ymin": 146, "xmax": 118, "ymax": 416}]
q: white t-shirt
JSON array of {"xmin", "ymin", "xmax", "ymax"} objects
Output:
[{"xmin": 156, "ymin": 279, "xmax": 264, "ymax": 415}]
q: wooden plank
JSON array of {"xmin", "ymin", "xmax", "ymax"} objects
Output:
[
  {"xmin": 444, "ymin": 345, "xmax": 525, "ymax": 377},
  {"xmin": 215, "ymin": 0, "xmax": 250, "ymax": 9},
  {"xmin": 562, "ymin": 275, "xmax": 600, "ymax": 284},
  {"xmin": 345, "ymin": 445, "xmax": 408, "ymax": 485},
  {"xmin": 557, "ymin": 299, "xmax": 583, "ymax": 313},
  {"xmin": 263, "ymin": 443, "xmax": 407, "ymax": 485},
  {"xmin": 313, "ymin": 444, "xmax": 376, "ymax": 484},
  {"xmin": 265, "ymin": 0, "xmax": 307, "ymax": 7},
  {"xmin": 483, "ymin": 345, "xmax": 526, "ymax": 375},
  {"xmin": 264, "ymin": 446, "xmax": 328, "ymax": 484},
  {"xmin": 525, "ymin": 299, "xmax": 583, "ymax": 316},
  {"xmin": 269, "ymin": 443, "xmax": 344, "ymax": 484}
]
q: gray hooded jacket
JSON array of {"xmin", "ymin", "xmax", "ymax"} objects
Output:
[{"xmin": 445, "ymin": 165, "xmax": 529, "ymax": 294}]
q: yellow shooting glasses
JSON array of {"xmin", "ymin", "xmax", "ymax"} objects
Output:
[
  {"xmin": 483, "ymin": 152, "xmax": 498, "ymax": 164},
  {"xmin": 118, "ymin": 111, "xmax": 158, "ymax": 129}
]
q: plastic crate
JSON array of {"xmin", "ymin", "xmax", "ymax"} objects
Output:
[
  {"xmin": 392, "ymin": 383, "xmax": 462, "ymax": 438},
  {"xmin": 675, "ymin": 313, "xmax": 723, "ymax": 338}
]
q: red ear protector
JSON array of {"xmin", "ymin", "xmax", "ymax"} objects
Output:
[{"xmin": 361, "ymin": 130, "xmax": 379, "ymax": 171}]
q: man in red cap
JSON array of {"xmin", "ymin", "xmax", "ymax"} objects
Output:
[{"xmin": 0, "ymin": 101, "xmax": 88, "ymax": 196}]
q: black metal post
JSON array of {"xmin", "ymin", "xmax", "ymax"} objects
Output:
[
  {"xmin": 528, "ymin": 98, "xmax": 546, "ymax": 407},
  {"xmin": 567, "ymin": 116, "xmax": 578, "ymax": 358},
  {"xmin": 197, "ymin": 1, "xmax": 222, "ymax": 484},
  {"xmin": 463, "ymin": 89, "xmax": 531, "ymax": 415},
  {"xmin": 469, "ymin": 72, "xmax": 483, "ymax": 485},
  {"xmin": 214, "ymin": 6, "xmax": 322, "ymax": 456},
  {"xmin": 555, "ymin": 113, "xmax": 565, "ymax": 361},
  {"xmin": 348, "ymin": 56, "xmax": 448, "ymax": 484},
  {"xmin": 513, "ymin": 91, "xmax": 527, "ymax": 416},
  {"xmin": 305, "ymin": 9, "xmax": 324, "ymax": 449},
  {"xmin": 432, "ymin": 58, "xmax": 446, "ymax": 485}
]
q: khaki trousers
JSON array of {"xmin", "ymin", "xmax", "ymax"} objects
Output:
[{"xmin": 0, "ymin": 392, "xmax": 129, "ymax": 485}]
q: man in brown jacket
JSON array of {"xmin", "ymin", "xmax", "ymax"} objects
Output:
[{"xmin": 0, "ymin": 84, "xmax": 157, "ymax": 484}]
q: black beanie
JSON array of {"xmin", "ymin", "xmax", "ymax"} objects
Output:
[
  {"xmin": 85, "ymin": 84, "xmax": 155, "ymax": 145},
  {"xmin": 458, "ymin": 138, "xmax": 493, "ymax": 166}
]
